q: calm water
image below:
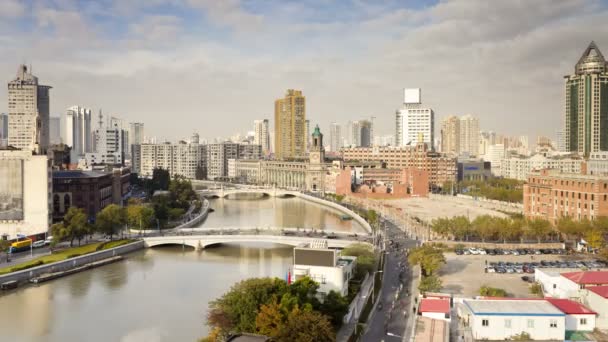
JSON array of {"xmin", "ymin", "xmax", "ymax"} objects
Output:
[{"xmin": 0, "ymin": 197, "xmax": 364, "ymax": 342}]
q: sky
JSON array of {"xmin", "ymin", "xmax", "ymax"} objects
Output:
[{"xmin": 1, "ymin": 0, "xmax": 608, "ymax": 143}]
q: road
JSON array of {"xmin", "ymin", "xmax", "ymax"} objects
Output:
[{"xmin": 362, "ymin": 218, "xmax": 418, "ymax": 342}]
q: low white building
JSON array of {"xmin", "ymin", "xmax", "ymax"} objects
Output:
[
  {"xmin": 0, "ymin": 150, "xmax": 51, "ymax": 239},
  {"xmin": 291, "ymin": 241, "xmax": 356, "ymax": 298},
  {"xmin": 461, "ymin": 299, "xmax": 565, "ymax": 341},
  {"xmin": 500, "ymin": 153, "xmax": 583, "ymax": 180},
  {"xmin": 583, "ymin": 286, "xmax": 608, "ymax": 329},
  {"xmin": 535, "ymin": 268, "xmax": 582, "ymax": 299},
  {"xmin": 545, "ymin": 298, "xmax": 596, "ymax": 332}
]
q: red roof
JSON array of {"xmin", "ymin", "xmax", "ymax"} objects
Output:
[
  {"xmin": 545, "ymin": 298, "xmax": 596, "ymax": 315},
  {"xmin": 561, "ymin": 271, "xmax": 608, "ymax": 285},
  {"xmin": 587, "ymin": 286, "xmax": 608, "ymax": 299},
  {"xmin": 419, "ymin": 298, "xmax": 450, "ymax": 314}
]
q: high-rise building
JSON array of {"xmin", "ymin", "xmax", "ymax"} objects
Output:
[
  {"xmin": 274, "ymin": 89, "xmax": 306, "ymax": 160},
  {"xmin": 484, "ymin": 144, "xmax": 505, "ymax": 176},
  {"xmin": 395, "ymin": 88, "xmax": 434, "ymax": 148},
  {"xmin": 49, "ymin": 117, "xmax": 61, "ymax": 145},
  {"xmin": 207, "ymin": 142, "xmax": 261, "ymax": 180},
  {"xmin": 305, "ymin": 119, "xmax": 310, "ymax": 152},
  {"xmin": 556, "ymin": 130, "xmax": 566, "ymax": 152},
  {"xmin": 133, "ymin": 138, "xmax": 207, "ymax": 179},
  {"xmin": 0, "ymin": 113, "xmax": 8, "ymax": 147},
  {"xmin": 459, "ymin": 115, "xmax": 479, "ymax": 156},
  {"xmin": 564, "ymin": 41, "xmax": 608, "ymax": 157},
  {"xmin": 359, "ymin": 120, "xmax": 373, "ymax": 147},
  {"xmin": 253, "ymin": 119, "xmax": 270, "ymax": 155},
  {"xmin": 85, "ymin": 115, "xmax": 127, "ymax": 166},
  {"xmin": 65, "ymin": 106, "xmax": 92, "ymax": 161},
  {"xmin": 440, "ymin": 115, "xmax": 460, "ymax": 156},
  {"xmin": 129, "ymin": 122, "xmax": 144, "ymax": 145},
  {"xmin": 329, "ymin": 122, "xmax": 341, "ymax": 152},
  {"xmin": 7, "ymin": 65, "xmax": 51, "ymax": 154}
]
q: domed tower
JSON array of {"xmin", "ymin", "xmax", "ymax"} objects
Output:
[{"xmin": 309, "ymin": 125, "xmax": 325, "ymax": 164}]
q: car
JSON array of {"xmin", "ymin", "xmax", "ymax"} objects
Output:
[
  {"xmin": 455, "ymin": 249, "xmax": 464, "ymax": 255},
  {"xmin": 521, "ymin": 276, "xmax": 530, "ymax": 282},
  {"xmin": 469, "ymin": 248, "xmax": 479, "ymax": 255},
  {"xmin": 463, "ymin": 249, "xmax": 471, "ymax": 255},
  {"xmin": 478, "ymin": 249, "xmax": 487, "ymax": 255},
  {"xmin": 32, "ymin": 240, "xmax": 46, "ymax": 248},
  {"xmin": 496, "ymin": 267, "xmax": 506, "ymax": 274},
  {"xmin": 515, "ymin": 266, "xmax": 524, "ymax": 273},
  {"xmin": 534, "ymin": 249, "xmax": 542, "ymax": 255},
  {"xmin": 512, "ymin": 250, "xmax": 520, "ymax": 256},
  {"xmin": 495, "ymin": 248, "xmax": 503, "ymax": 255},
  {"xmin": 506, "ymin": 267, "xmax": 515, "ymax": 273},
  {"xmin": 502, "ymin": 249, "xmax": 512, "ymax": 255},
  {"xmin": 487, "ymin": 267, "xmax": 496, "ymax": 273}
]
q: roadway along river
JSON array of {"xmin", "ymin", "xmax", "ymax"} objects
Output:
[{"xmin": 0, "ymin": 196, "xmax": 366, "ymax": 342}]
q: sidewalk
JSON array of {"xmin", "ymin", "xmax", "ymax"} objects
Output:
[{"xmin": 336, "ymin": 274, "xmax": 374, "ymax": 341}]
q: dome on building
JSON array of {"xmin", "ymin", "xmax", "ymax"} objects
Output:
[{"xmin": 312, "ymin": 125, "xmax": 322, "ymax": 137}]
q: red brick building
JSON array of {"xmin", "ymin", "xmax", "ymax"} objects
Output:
[
  {"xmin": 523, "ymin": 169, "xmax": 608, "ymax": 223},
  {"xmin": 335, "ymin": 167, "xmax": 429, "ymax": 198}
]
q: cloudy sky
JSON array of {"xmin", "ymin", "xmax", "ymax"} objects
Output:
[{"xmin": 1, "ymin": 0, "xmax": 607, "ymax": 143}]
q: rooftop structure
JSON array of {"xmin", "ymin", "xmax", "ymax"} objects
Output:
[
  {"xmin": 463, "ymin": 299, "xmax": 564, "ymax": 316},
  {"xmin": 561, "ymin": 271, "xmax": 608, "ymax": 285}
]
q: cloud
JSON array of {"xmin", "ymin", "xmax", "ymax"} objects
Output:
[
  {"xmin": 187, "ymin": 0, "xmax": 264, "ymax": 31},
  {"xmin": 0, "ymin": 0, "xmax": 26, "ymax": 18}
]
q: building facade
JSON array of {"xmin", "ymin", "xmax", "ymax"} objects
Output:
[
  {"xmin": 329, "ymin": 122, "xmax": 341, "ymax": 152},
  {"xmin": 0, "ymin": 149, "xmax": 51, "ymax": 239},
  {"xmin": 129, "ymin": 122, "xmax": 144, "ymax": 146},
  {"xmin": 253, "ymin": 119, "xmax": 270, "ymax": 155},
  {"xmin": 457, "ymin": 160, "xmax": 492, "ymax": 182},
  {"xmin": 501, "ymin": 154, "xmax": 584, "ymax": 181},
  {"xmin": 7, "ymin": 65, "xmax": 51, "ymax": 154},
  {"xmin": 49, "ymin": 117, "xmax": 61, "ymax": 145},
  {"xmin": 395, "ymin": 88, "xmax": 434, "ymax": 148},
  {"xmin": 86, "ymin": 121, "xmax": 127, "ymax": 166},
  {"xmin": 523, "ymin": 169, "xmax": 608, "ymax": 223},
  {"xmin": 340, "ymin": 143, "xmax": 457, "ymax": 187},
  {"xmin": 274, "ymin": 89, "xmax": 306, "ymax": 160},
  {"xmin": 564, "ymin": 42, "xmax": 608, "ymax": 157},
  {"xmin": 459, "ymin": 114, "xmax": 479, "ymax": 156},
  {"xmin": 134, "ymin": 139, "xmax": 207, "ymax": 179},
  {"xmin": 65, "ymin": 105, "xmax": 92, "ymax": 162},
  {"xmin": 483, "ymin": 144, "xmax": 505, "ymax": 175},
  {"xmin": 440, "ymin": 115, "xmax": 460, "ymax": 155},
  {"xmin": 207, "ymin": 142, "xmax": 261, "ymax": 180}
]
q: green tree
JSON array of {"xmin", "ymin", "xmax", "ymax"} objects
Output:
[
  {"xmin": 418, "ymin": 275, "xmax": 442, "ymax": 293},
  {"xmin": 341, "ymin": 243, "xmax": 375, "ymax": 279},
  {"xmin": 585, "ymin": 228, "xmax": 606, "ymax": 250},
  {"xmin": 472, "ymin": 215, "xmax": 498, "ymax": 242},
  {"xmin": 556, "ymin": 216, "xmax": 581, "ymax": 241},
  {"xmin": 63, "ymin": 206, "xmax": 90, "ymax": 246},
  {"xmin": 152, "ymin": 168, "xmax": 170, "ymax": 191},
  {"xmin": 95, "ymin": 204, "xmax": 126, "ymax": 240},
  {"xmin": 451, "ymin": 216, "xmax": 471, "ymax": 241},
  {"xmin": 168, "ymin": 207, "xmax": 186, "ymax": 221},
  {"xmin": 273, "ymin": 307, "xmax": 335, "ymax": 342},
  {"xmin": 152, "ymin": 195, "xmax": 170, "ymax": 227},
  {"xmin": 525, "ymin": 218, "xmax": 552, "ymax": 243},
  {"xmin": 127, "ymin": 205, "xmax": 155, "ymax": 230},
  {"xmin": 408, "ymin": 245, "xmax": 446, "ymax": 276},
  {"xmin": 318, "ymin": 290, "xmax": 349, "ymax": 327},
  {"xmin": 431, "ymin": 217, "xmax": 451, "ymax": 239},
  {"xmin": 169, "ymin": 175, "xmax": 197, "ymax": 209},
  {"xmin": 366, "ymin": 209, "xmax": 379, "ymax": 231},
  {"xmin": 255, "ymin": 300, "xmax": 286, "ymax": 337}
]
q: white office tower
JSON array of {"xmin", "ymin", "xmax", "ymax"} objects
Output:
[
  {"xmin": 85, "ymin": 113, "xmax": 126, "ymax": 166},
  {"xmin": 459, "ymin": 115, "xmax": 480, "ymax": 156},
  {"xmin": 110, "ymin": 116, "xmax": 130, "ymax": 158},
  {"xmin": 253, "ymin": 119, "xmax": 270, "ymax": 155},
  {"xmin": 329, "ymin": 122, "xmax": 341, "ymax": 152},
  {"xmin": 395, "ymin": 88, "xmax": 434, "ymax": 148},
  {"xmin": 7, "ymin": 65, "xmax": 51, "ymax": 154},
  {"xmin": 484, "ymin": 144, "xmax": 505, "ymax": 176},
  {"xmin": 556, "ymin": 130, "xmax": 566, "ymax": 152},
  {"xmin": 65, "ymin": 106, "xmax": 92, "ymax": 161}
]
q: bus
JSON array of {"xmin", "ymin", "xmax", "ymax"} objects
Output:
[{"xmin": 9, "ymin": 239, "xmax": 32, "ymax": 253}]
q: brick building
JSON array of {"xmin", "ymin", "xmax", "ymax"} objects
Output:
[
  {"xmin": 523, "ymin": 168, "xmax": 608, "ymax": 223},
  {"xmin": 335, "ymin": 167, "xmax": 429, "ymax": 198},
  {"xmin": 340, "ymin": 142, "xmax": 456, "ymax": 187}
]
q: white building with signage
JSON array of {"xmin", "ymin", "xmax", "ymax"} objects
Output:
[
  {"xmin": 395, "ymin": 88, "xmax": 434, "ymax": 148},
  {"xmin": 0, "ymin": 150, "xmax": 51, "ymax": 239}
]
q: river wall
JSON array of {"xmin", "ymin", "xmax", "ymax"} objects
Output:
[
  {"xmin": 296, "ymin": 193, "xmax": 372, "ymax": 234},
  {"xmin": 0, "ymin": 241, "xmax": 144, "ymax": 285}
]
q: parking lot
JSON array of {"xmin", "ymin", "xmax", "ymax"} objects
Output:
[{"xmin": 438, "ymin": 252, "xmax": 605, "ymax": 298}]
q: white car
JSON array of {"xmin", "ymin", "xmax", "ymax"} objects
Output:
[
  {"xmin": 32, "ymin": 240, "xmax": 46, "ymax": 248},
  {"xmin": 469, "ymin": 248, "xmax": 480, "ymax": 255},
  {"xmin": 478, "ymin": 249, "xmax": 487, "ymax": 255}
]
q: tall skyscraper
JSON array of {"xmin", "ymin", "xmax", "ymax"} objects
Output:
[
  {"xmin": 556, "ymin": 129, "xmax": 566, "ymax": 152},
  {"xmin": 440, "ymin": 115, "xmax": 460, "ymax": 155},
  {"xmin": 329, "ymin": 122, "xmax": 341, "ymax": 152},
  {"xmin": 395, "ymin": 88, "xmax": 434, "ymax": 148},
  {"xmin": 305, "ymin": 119, "xmax": 311, "ymax": 151},
  {"xmin": 65, "ymin": 106, "xmax": 92, "ymax": 161},
  {"xmin": 274, "ymin": 89, "xmax": 306, "ymax": 160},
  {"xmin": 129, "ymin": 122, "xmax": 145, "ymax": 145},
  {"xmin": 7, "ymin": 65, "xmax": 51, "ymax": 154},
  {"xmin": 459, "ymin": 114, "xmax": 480, "ymax": 156},
  {"xmin": 359, "ymin": 120, "xmax": 373, "ymax": 147},
  {"xmin": 0, "ymin": 113, "xmax": 8, "ymax": 147},
  {"xmin": 564, "ymin": 41, "xmax": 608, "ymax": 156},
  {"xmin": 253, "ymin": 119, "xmax": 270, "ymax": 155},
  {"xmin": 49, "ymin": 117, "xmax": 61, "ymax": 145}
]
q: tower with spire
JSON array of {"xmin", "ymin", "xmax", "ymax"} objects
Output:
[
  {"xmin": 309, "ymin": 125, "xmax": 325, "ymax": 164},
  {"xmin": 564, "ymin": 41, "xmax": 608, "ymax": 157}
]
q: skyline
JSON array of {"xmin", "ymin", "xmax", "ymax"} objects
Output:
[{"xmin": 1, "ymin": 1, "xmax": 608, "ymax": 142}]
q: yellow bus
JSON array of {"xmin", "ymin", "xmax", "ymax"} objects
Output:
[{"xmin": 10, "ymin": 239, "xmax": 32, "ymax": 253}]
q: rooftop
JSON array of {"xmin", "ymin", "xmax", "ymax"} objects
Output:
[
  {"xmin": 587, "ymin": 286, "xmax": 608, "ymax": 299},
  {"xmin": 414, "ymin": 317, "xmax": 448, "ymax": 342},
  {"xmin": 561, "ymin": 271, "xmax": 608, "ymax": 285},
  {"xmin": 419, "ymin": 298, "xmax": 450, "ymax": 314},
  {"xmin": 463, "ymin": 299, "xmax": 564, "ymax": 317},
  {"xmin": 545, "ymin": 298, "xmax": 596, "ymax": 315},
  {"xmin": 53, "ymin": 170, "xmax": 109, "ymax": 179}
]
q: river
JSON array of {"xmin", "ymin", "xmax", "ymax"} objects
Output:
[{"xmin": 0, "ymin": 196, "xmax": 365, "ymax": 342}]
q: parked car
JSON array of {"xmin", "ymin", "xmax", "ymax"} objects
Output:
[
  {"xmin": 455, "ymin": 249, "xmax": 464, "ymax": 255},
  {"xmin": 496, "ymin": 267, "xmax": 507, "ymax": 273},
  {"xmin": 521, "ymin": 276, "xmax": 530, "ymax": 282},
  {"xmin": 478, "ymin": 249, "xmax": 487, "ymax": 255},
  {"xmin": 534, "ymin": 249, "xmax": 542, "ymax": 255},
  {"xmin": 487, "ymin": 249, "xmax": 496, "ymax": 256},
  {"xmin": 32, "ymin": 240, "xmax": 45, "ymax": 248},
  {"xmin": 463, "ymin": 249, "xmax": 471, "ymax": 255},
  {"xmin": 512, "ymin": 250, "xmax": 520, "ymax": 256},
  {"xmin": 487, "ymin": 267, "xmax": 496, "ymax": 273},
  {"xmin": 469, "ymin": 248, "xmax": 480, "ymax": 255}
]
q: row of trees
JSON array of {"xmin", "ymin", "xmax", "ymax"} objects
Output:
[
  {"xmin": 201, "ymin": 277, "xmax": 349, "ymax": 342},
  {"xmin": 440, "ymin": 178, "xmax": 524, "ymax": 203},
  {"xmin": 52, "ymin": 204, "xmax": 129, "ymax": 246},
  {"xmin": 408, "ymin": 245, "xmax": 446, "ymax": 293},
  {"xmin": 430, "ymin": 215, "xmax": 608, "ymax": 247}
]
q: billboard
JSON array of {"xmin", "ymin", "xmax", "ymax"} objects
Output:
[{"xmin": 0, "ymin": 160, "xmax": 24, "ymax": 221}]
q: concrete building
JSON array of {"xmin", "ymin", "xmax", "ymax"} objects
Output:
[
  {"xmin": 523, "ymin": 169, "xmax": 608, "ymax": 223},
  {"xmin": 478, "ymin": 131, "xmax": 496, "ymax": 156},
  {"xmin": 0, "ymin": 149, "xmax": 51, "ymax": 240},
  {"xmin": 545, "ymin": 298, "xmax": 596, "ymax": 332},
  {"xmin": 0, "ymin": 113, "xmax": 7, "ymax": 147},
  {"xmin": 274, "ymin": 89, "xmax": 306, "ymax": 160},
  {"xmin": 588, "ymin": 151, "xmax": 608, "ymax": 175},
  {"xmin": 86, "ymin": 119, "xmax": 127, "ymax": 166},
  {"xmin": 329, "ymin": 122, "xmax": 341, "ymax": 152},
  {"xmin": 340, "ymin": 143, "xmax": 457, "ymax": 187},
  {"xmin": 584, "ymin": 286, "xmax": 608, "ymax": 329},
  {"xmin": 395, "ymin": 88, "xmax": 434, "ymax": 148},
  {"xmin": 373, "ymin": 134, "xmax": 394, "ymax": 147},
  {"xmin": 483, "ymin": 144, "xmax": 505, "ymax": 175},
  {"xmin": 459, "ymin": 115, "xmax": 479, "ymax": 156},
  {"xmin": 49, "ymin": 117, "xmax": 61, "ymax": 145},
  {"xmin": 65, "ymin": 106, "xmax": 92, "ymax": 162},
  {"xmin": 457, "ymin": 160, "xmax": 492, "ymax": 182},
  {"xmin": 564, "ymin": 42, "xmax": 608, "ymax": 157},
  {"xmin": 556, "ymin": 129, "xmax": 567, "ymax": 152},
  {"xmin": 335, "ymin": 167, "xmax": 429, "ymax": 198},
  {"xmin": 461, "ymin": 299, "xmax": 566, "ymax": 341},
  {"xmin": 291, "ymin": 241, "xmax": 356, "ymax": 297},
  {"xmin": 129, "ymin": 122, "xmax": 144, "ymax": 146},
  {"xmin": 253, "ymin": 119, "xmax": 270, "ymax": 155},
  {"xmin": 207, "ymin": 142, "xmax": 261, "ymax": 180},
  {"xmin": 134, "ymin": 138, "xmax": 207, "ymax": 179},
  {"xmin": 501, "ymin": 154, "xmax": 584, "ymax": 181},
  {"xmin": 440, "ymin": 115, "xmax": 459, "ymax": 156},
  {"xmin": 7, "ymin": 65, "xmax": 51, "ymax": 154}
]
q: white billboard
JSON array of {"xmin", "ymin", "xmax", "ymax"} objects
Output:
[{"xmin": 404, "ymin": 88, "xmax": 421, "ymax": 104}]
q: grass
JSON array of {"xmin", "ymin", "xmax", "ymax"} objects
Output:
[{"xmin": 0, "ymin": 239, "xmax": 135, "ymax": 275}]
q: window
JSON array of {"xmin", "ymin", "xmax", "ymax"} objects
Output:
[
  {"xmin": 527, "ymin": 319, "xmax": 534, "ymax": 328},
  {"xmin": 504, "ymin": 319, "xmax": 511, "ymax": 328},
  {"xmin": 580, "ymin": 318, "xmax": 587, "ymax": 325},
  {"xmin": 550, "ymin": 319, "xmax": 558, "ymax": 328},
  {"xmin": 482, "ymin": 319, "xmax": 489, "ymax": 327}
]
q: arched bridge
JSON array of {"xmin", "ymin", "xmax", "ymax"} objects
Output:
[
  {"xmin": 143, "ymin": 234, "xmax": 369, "ymax": 250},
  {"xmin": 197, "ymin": 187, "xmax": 298, "ymax": 198}
]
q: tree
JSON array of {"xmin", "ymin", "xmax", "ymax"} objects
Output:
[
  {"xmin": 63, "ymin": 207, "xmax": 90, "ymax": 246},
  {"xmin": 0, "ymin": 239, "xmax": 10, "ymax": 261},
  {"xmin": 479, "ymin": 285, "xmax": 507, "ymax": 297},
  {"xmin": 366, "ymin": 209, "xmax": 379, "ymax": 231},
  {"xmin": 341, "ymin": 243, "xmax": 375, "ymax": 279},
  {"xmin": 168, "ymin": 207, "xmax": 186, "ymax": 221},
  {"xmin": 585, "ymin": 228, "xmax": 606, "ymax": 250},
  {"xmin": 273, "ymin": 307, "xmax": 335, "ymax": 342},
  {"xmin": 472, "ymin": 215, "xmax": 498, "ymax": 242},
  {"xmin": 451, "ymin": 216, "xmax": 471, "ymax": 241},
  {"xmin": 95, "ymin": 204, "xmax": 126, "ymax": 240},
  {"xmin": 431, "ymin": 217, "xmax": 451, "ymax": 239},
  {"xmin": 556, "ymin": 216, "xmax": 581, "ymax": 241},
  {"xmin": 318, "ymin": 290, "xmax": 349, "ymax": 327},
  {"xmin": 152, "ymin": 195, "xmax": 170, "ymax": 227},
  {"xmin": 525, "ymin": 218, "xmax": 552, "ymax": 243},
  {"xmin": 255, "ymin": 300, "xmax": 286, "ymax": 337},
  {"xmin": 127, "ymin": 204, "xmax": 155, "ymax": 230},
  {"xmin": 408, "ymin": 245, "xmax": 446, "ymax": 276},
  {"xmin": 418, "ymin": 275, "xmax": 442, "ymax": 293},
  {"xmin": 152, "ymin": 168, "xmax": 170, "ymax": 191}
]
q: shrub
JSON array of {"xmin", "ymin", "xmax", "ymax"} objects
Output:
[
  {"xmin": 66, "ymin": 253, "xmax": 81, "ymax": 259},
  {"xmin": 479, "ymin": 285, "xmax": 507, "ymax": 297},
  {"xmin": 529, "ymin": 283, "xmax": 542, "ymax": 296},
  {"xmin": 10, "ymin": 260, "xmax": 44, "ymax": 272}
]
